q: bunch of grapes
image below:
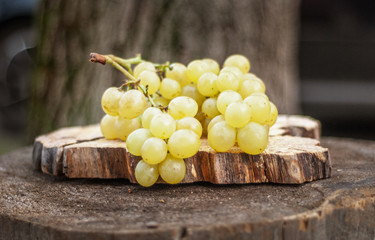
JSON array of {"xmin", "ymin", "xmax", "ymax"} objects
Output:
[{"xmin": 91, "ymin": 53, "xmax": 278, "ymax": 187}]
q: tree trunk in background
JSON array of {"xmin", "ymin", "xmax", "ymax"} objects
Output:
[{"xmin": 29, "ymin": 0, "xmax": 300, "ymax": 140}]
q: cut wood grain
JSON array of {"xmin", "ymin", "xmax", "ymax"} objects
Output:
[{"xmin": 32, "ymin": 115, "xmax": 331, "ymax": 184}]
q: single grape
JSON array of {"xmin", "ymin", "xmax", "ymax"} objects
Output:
[
  {"xmin": 245, "ymin": 73, "xmax": 265, "ymax": 92},
  {"xmin": 176, "ymin": 117, "xmax": 203, "ymax": 137},
  {"xmin": 168, "ymin": 129, "xmax": 200, "ymax": 158},
  {"xmin": 115, "ymin": 116, "xmax": 142, "ymax": 141},
  {"xmin": 101, "ymin": 87, "xmax": 123, "ymax": 116},
  {"xmin": 133, "ymin": 62, "xmax": 155, "ymax": 79},
  {"xmin": 238, "ymin": 78, "xmax": 265, "ymax": 99},
  {"xmin": 216, "ymin": 90, "xmax": 242, "ymax": 114},
  {"xmin": 203, "ymin": 58, "xmax": 220, "ymax": 75},
  {"xmin": 197, "ymin": 72, "xmax": 219, "ymax": 97},
  {"xmin": 168, "ymin": 96, "xmax": 198, "ymax": 120},
  {"xmin": 100, "ymin": 114, "xmax": 117, "ymax": 140},
  {"xmin": 208, "ymin": 121, "xmax": 236, "ymax": 152},
  {"xmin": 158, "ymin": 154, "xmax": 186, "ymax": 184},
  {"xmin": 225, "ymin": 102, "xmax": 251, "ymax": 128},
  {"xmin": 135, "ymin": 160, "xmax": 159, "ymax": 187},
  {"xmin": 186, "ymin": 60, "xmax": 210, "ymax": 83},
  {"xmin": 126, "ymin": 128, "xmax": 153, "ymax": 156},
  {"xmin": 142, "ymin": 107, "xmax": 162, "ymax": 129},
  {"xmin": 149, "ymin": 113, "xmax": 176, "ymax": 139},
  {"xmin": 223, "ymin": 54, "xmax": 251, "ymax": 73},
  {"xmin": 216, "ymin": 71, "xmax": 240, "ymax": 92},
  {"xmin": 243, "ymin": 94, "xmax": 271, "ymax": 124},
  {"xmin": 141, "ymin": 137, "xmax": 168, "ymax": 164},
  {"xmin": 152, "ymin": 94, "xmax": 170, "ymax": 107},
  {"xmin": 265, "ymin": 101, "xmax": 278, "ymax": 126},
  {"xmin": 159, "ymin": 78, "xmax": 182, "ymax": 100},
  {"xmin": 201, "ymin": 98, "xmax": 220, "ymax": 119},
  {"xmin": 118, "ymin": 90, "xmax": 148, "ymax": 119},
  {"xmin": 181, "ymin": 84, "xmax": 206, "ymax": 107},
  {"xmin": 207, "ymin": 114, "xmax": 225, "ymax": 132},
  {"xmin": 237, "ymin": 122, "xmax": 269, "ymax": 155},
  {"xmin": 166, "ymin": 63, "xmax": 190, "ymax": 87},
  {"xmin": 138, "ymin": 70, "xmax": 160, "ymax": 95},
  {"xmin": 221, "ymin": 66, "xmax": 245, "ymax": 84}
]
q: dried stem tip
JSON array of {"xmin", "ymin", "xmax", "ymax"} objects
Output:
[{"xmin": 90, "ymin": 53, "xmax": 106, "ymax": 65}]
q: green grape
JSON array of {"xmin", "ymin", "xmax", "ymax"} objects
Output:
[
  {"xmin": 197, "ymin": 72, "xmax": 219, "ymax": 97},
  {"xmin": 216, "ymin": 90, "xmax": 242, "ymax": 114},
  {"xmin": 166, "ymin": 63, "xmax": 190, "ymax": 87},
  {"xmin": 238, "ymin": 78, "xmax": 265, "ymax": 99},
  {"xmin": 118, "ymin": 90, "xmax": 148, "ymax": 119},
  {"xmin": 223, "ymin": 54, "xmax": 251, "ymax": 73},
  {"xmin": 126, "ymin": 128, "xmax": 153, "ymax": 156},
  {"xmin": 159, "ymin": 78, "xmax": 182, "ymax": 100},
  {"xmin": 101, "ymin": 87, "xmax": 123, "ymax": 116},
  {"xmin": 158, "ymin": 154, "xmax": 186, "ymax": 184},
  {"xmin": 135, "ymin": 160, "xmax": 159, "ymax": 187},
  {"xmin": 207, "ymin": 114, "xmax": 225, "ymax": 132},
  {"xmin": 138, "ymin": 70, "xmax": 160, "ymax": 95},
  {"xmin": 251, "ymin": 92, "xmax": 269, "ymax": 100},
  {"xmin": 134, "ymin": 62, "xmax": 155, "ymax": 79},
  {"xmin": 176, "ymin": 117, "xmax": 203, "ymax": 137},
  {"xmin": 115, "ymin": 116, "xmax": 142, "ymax": 141},
  {"xmin": 141, "ymin": 137, "xmax": 168, "ymax": 164},
  {"xmin": 142, "ymin": 107, "xmax": 162, "ymax": 129},
  {"xmin": 168, "ymin": 96, "xmax": 199, "ymax": 120},
  {"xmin": 265, "ymin": 101, "xmax": 278, "ymax": 126},
  {"xmin": 100, "ymin": 114, "xmax": 117, "ymax": 140},
  {"xmin": 245, "ymin": 73, "xmax": 265, "ymax": 92},
  {"xmin": 225, "ymin": 102, "xmax": 251, "ymax": 128},
  {"xmin": 221, "ymin": 66, "xmax": 245, "ymax": 84},
  {"xmin": 216, "ymin": 71, "xmax": 239, "ymax": 92},
  {"xmin": 186, "ymin": 60, "xmax": 210, "ymax": 83},
  {"xmin": 203, "ymin": 58, "xmax": 220, "ymax": 75},
  {"xmin": 237, "ymin": 122, "xmax": 269, "ymax": 155},
  {"xmin": 202, "ymin": 98, "xmax": 220, "ymax": 119},
  {"xmin": 207, "ymin": 121, "xmax": 236, "ymax": 152},
  {"xmin": 181, "ymin": 84, "xmax": 206, "ymax": 107},
  {"xmin": 152, "ymin": 94, "xmax": 170, "ymax": 107},
  {"xmin": 149, "ymin": 113, "xmax": 176, "ymax": 139},
  {"xmin": 168, "ymin": 129, "xmax": 200, "ymax": 158},
  {"xmin": 244, "ymin": 94, "xmax": 270, "ymax": 124},
  {"xmin": 202, "ymin": 117, "xmax": 211, "ymax": 137}
]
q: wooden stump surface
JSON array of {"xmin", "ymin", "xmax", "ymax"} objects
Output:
[
  {"xmin": 1, "ymin": 137, "xmax": 375, "ymax": 239},
  {"xmin": 32, "ymin": 115, "xmax": 330, "ymax": 184}
]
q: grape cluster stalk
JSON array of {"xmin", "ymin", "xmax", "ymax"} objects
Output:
[{"xmin": 90, "ymin": 53, "xmax": 278, "ymax": 187}]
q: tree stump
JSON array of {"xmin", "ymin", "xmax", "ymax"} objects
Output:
[
  {"xmin": 1, "ymin": 137, "xmax": 375, "ymax": 239},
  {"xmin": 32, "ymin": 115, "xmax": 330, "ymax": 184}
]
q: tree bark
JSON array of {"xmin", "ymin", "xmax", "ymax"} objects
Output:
[{"xmin": 29, "ymin": 0, "xmax": 300, "ymax": 139}]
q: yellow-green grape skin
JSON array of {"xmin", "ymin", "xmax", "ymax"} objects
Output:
[
  {"xmin": 159, "ymin": 78, "xmax": 182, "ymax": 100},
  {"xmin": 202, "ymin": 98, "xmax": 220, "ymax": 119},
  {"xmin": 197, "ymin": 72, "xmax": 219, "ymax": 97},
  {"xmin": 142, "ymin": 107, "xmax": 162, "ymax": 129},
  {"xmin": 168, "ymin": 96, "xmax": 199, "ymax": 120},
  {"xmin": 126, "ymin": 128, "xmax": 153, "ymax": 156},
  {"xmin": 223, "ymin": 54, "xmax": 251, "ymax": 74},
  {"xmin": 135, "ymin": 160, "xmax": 159, "ymax": 187},
  {"xmin": 181, "ymin": 84, "xmax": 206, "ymax": 107},
  {"xmin": 138, "ymin": 70, "xmax": 161, "ymax": 95},
  {"xmin": 115, "ymin": 117, "xmax": 142, "ymax": 141},
  {"xmin": 238, "ymin": 78, "xmax": 265, "ymax": 99},
  {"xmin": 168, "ymin": 129, "xmax": 200, "ymax": 159},
  {"xmin": 216, "ymin": 71, "xmax": 239, "ymax": 92},
  {"xmin": 158, "ymin": 154, "xmax": 186, "ymax": 184},
  {"xmin": 118, "ymin": 90, "xmax": 148, "ymax": 119},
  {"xmin": 221, "ymin": 66, "xmax": 245, "ymax": 84},
  {"xmin": 245, "ymin": 73, "xmax": 266, "ymax": 92},
  {"xmin": 166, "ymin": 63, "xmax": 190, "ymax": 87},
  {"xmin": 101, "ymin": 87, "xmax": 123, "ymax": 116},
  {"xmin": 100, "ymin": 115, "xmax": 117, "ymax": 140},
  {"xmin": 251, "ymin": 92, "xmax": 269, "ymax": 101},
  {"xmin": 133, "ymin": 62, "xmax": 155, "ymax": 79},
  {"xmin": 203, "ymin": 58, "xmax": 220, "ymax": 75},
  {"xmin": 208, "ymin": 121, "xmax": 236, "ymax": 152},
  {"xmin": 237, "ymin": 122, "xmax": 269, "ymax": 155},
  {"xmin": 265, "ymin": 101, "xmax": 278, "ymax": 127},
  {"xmin": 186, "ymin": 60, "xmax": 210, "ymax": 83},
  {"xmin": 225, "ymin": 102, "xmax": 251, "ymax": 128},
  {"xmin": 202, "ymin": 117, "xmax": 211, "ymax": 137},
  {"xmin": 141, "ymin": 137, "xmax": 168, "ymax": 164},
  {"xmin": 244, "ymin": 94, "xmax": 271, "ymax": 124},
  {"xmin": 149, "ymin": 113, "xmax": 176, "ymax": 139},
  {"xmin": 207, "ymin": 114, "xmax": 225, "ymax": 132},
  {"xmin": 176, "ymin": 117, "xmax": 203, "ymax": 137},
  {"xmin": 152, "ymin": 94, "xmax": 170, "ymax": 107},
  {"xmin": 216, "ymin": 90, "xmax": 243, "ymax": 114}
]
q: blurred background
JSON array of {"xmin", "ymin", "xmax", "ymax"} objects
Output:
[{"xmin": 0, "ymin": 0, "xmax": 374, "ymax": 154}]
